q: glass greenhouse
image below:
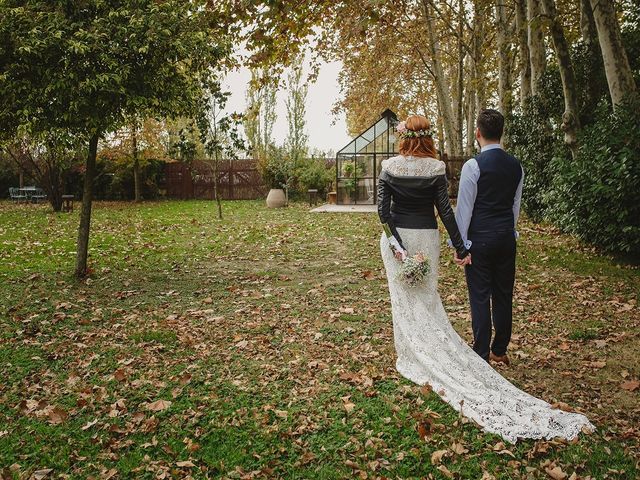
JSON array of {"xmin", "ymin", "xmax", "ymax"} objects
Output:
[{"xmin": 335, "ymin": 109, "xmax": 399, "ymax": 205}]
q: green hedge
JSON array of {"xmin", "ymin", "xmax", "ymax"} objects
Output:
[{"xmin": 547, "ymin": 99, "xmax": 640, "ymax": 256}]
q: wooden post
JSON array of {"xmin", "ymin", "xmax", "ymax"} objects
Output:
[{"xmin": 228, "ymin": 159, "xmax": 234, "ymax": 200}]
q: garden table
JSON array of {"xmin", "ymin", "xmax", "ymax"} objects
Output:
[{"xmin": 19, "ymin": 186, "xmax": 37, "ymax": 199}]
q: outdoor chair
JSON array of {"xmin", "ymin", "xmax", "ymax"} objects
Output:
[
  {"xmin": 31, "ymin": 188, "xmax": 47, "ymax": 203},
  {"xmin": 62, "ymin": 194, "xmax": 74, "ymax": 212},
  {"xmin": 9, "ymin": 188, "xmax": 27, "ymax": 203}
]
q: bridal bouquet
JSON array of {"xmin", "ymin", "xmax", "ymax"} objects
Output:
[
  {"xmin": 382, "ymin": 223, "xmax": 430, "ymax": 286},
  {"xmin": 396, "ymin": 252, "xmax": 430, "ymax": 287}
]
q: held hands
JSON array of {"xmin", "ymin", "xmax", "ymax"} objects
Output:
[{"xmin": 454, "ymin": 251, "xmax": 472, "ymax": 267}]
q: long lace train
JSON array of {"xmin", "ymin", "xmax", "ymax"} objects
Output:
[{"xmin": 381, "ymin": 228, "xmax": 594, "ymax": 443}]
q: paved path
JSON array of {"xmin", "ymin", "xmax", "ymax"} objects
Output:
[{"xmin": 311, "ymin": 204, "xmax": 377, "ymax": 213}]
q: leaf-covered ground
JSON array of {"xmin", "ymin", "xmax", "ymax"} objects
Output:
[{"xmin": 0, "ymin": 200, "xmax": 638, "ymax": 480}]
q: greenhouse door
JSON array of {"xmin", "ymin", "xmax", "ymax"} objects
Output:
[{"xmin": 336, "ymin": 154, "xmax": 376, "ymax": 205}]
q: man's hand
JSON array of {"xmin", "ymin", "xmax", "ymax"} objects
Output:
[{"xmin": 454, "ymin": 251, "xmax": 472, "ymax": 266}]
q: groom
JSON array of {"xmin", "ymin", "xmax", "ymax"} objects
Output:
[{"xmin": 453, "ymin": 109, "xmax": 524, "ymax": 365}]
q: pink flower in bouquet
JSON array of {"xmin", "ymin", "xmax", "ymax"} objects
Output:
[{"xmin": 395, "ymin": 250, "xmax": 430, "ymax": 287}]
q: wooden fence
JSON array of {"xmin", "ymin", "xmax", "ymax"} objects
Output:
[
  {"xmin": 164, "ymin": 159, "xmax": 267, "ymax": 200},
  {"xmin": 163, "ymin": 155, "xmax": 465, "ymax": 201}
]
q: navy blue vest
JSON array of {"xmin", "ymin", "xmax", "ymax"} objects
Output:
[{"xmin": 468, "ymin": 148, "xmax": 522, "ymax": 235}]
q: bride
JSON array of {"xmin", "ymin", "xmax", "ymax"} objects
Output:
[{"xmin": 378, "ymin": 114, "xmax": 593, "ymax": 443}]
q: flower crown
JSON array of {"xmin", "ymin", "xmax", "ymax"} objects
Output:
[{"xmin": 396, "ymin": 121, "xmax": 434, "ymax": 139}]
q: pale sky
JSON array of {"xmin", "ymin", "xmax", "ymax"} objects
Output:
[{"xmin": 222, "ymin": 60, "xmax": 351, "ymax": 155}]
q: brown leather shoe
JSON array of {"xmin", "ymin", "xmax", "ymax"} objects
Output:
[{"xmin": 490, "ymin": 352, "xmax": 511, "ymax": 366}]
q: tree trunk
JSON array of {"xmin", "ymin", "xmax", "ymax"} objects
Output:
[
  {"xmin": 454, "ymin": 0, "xmax": 465, "ymax": 152},
  {"xmin": 580, "ymin": 0, "xmax": 598, "ymax": 47},
  {"xmin": 527, "ymin": 0, "xmax": 546, "ymax": 96},
  {"xmin": 436, "ymin": 103, "xmax": 446, "ymax": 156},
  {"xmin": 540, "ymin": 0, "xmax": 581, "ymax": 156},
  {"xmin": 133, "ymin": 158, "xmax": 141, "ymax": 202},
  {"xmin": 472, "ymin": 1, "xmax": 487, "ymax": 114},
  {"xmin": 495, "ymin": 0, "xmax": 513, "ymax": 116},
  {"xmin": 589, "ymin": 0, "xmax": 637, "ymax": 107},
  {"xmin": 46, "ymin": 165, "xmax": 64, "ymax": 212},
  {"xmin": 465, "ymin": 55, "xmax": 476, "ymax": 156},
  {"xmin": 579, "ymin": 0, "xmax": 603, "ymax": 115},
  {"xmin": 132, "ymin": 123, "xmax": 141, "ymax": 202},
  {"xmin": 465, "ymin": 94, "xmax": 476, "ymax": 155},
  {"xmin": 515, "ymin": 0, "xmax": 531, "ymax": 107},
  {"xmin": 19, "ymin": 171, "xmax": 24, "ymax": 188},
  {"xmin": 423, "ymin": 0, "xmax": 462, "ymax": 156},
  {"xmin": 75, "ymin": 133, "xmax": 99, "ymax": 278},
  {"xmin": 213, "ymin": 159, "xmax": 222, "ymax": 220}
]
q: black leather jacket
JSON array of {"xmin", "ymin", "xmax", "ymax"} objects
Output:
[{"xmin": 377, "ymin": 170, "xmax": 469, "ymax": 259}]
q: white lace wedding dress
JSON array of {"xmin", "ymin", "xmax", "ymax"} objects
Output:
[{"xmin": 380, "ymin": 157, "xmax": 594, "ymax": 443}]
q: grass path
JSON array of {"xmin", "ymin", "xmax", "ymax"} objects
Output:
[{"xmin": 0, "ymin": 200, "xmax": 638, "ymax": 479}]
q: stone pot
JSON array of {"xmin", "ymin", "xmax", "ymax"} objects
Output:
[{"xmin": 266, "ymin": 188, "xmax": 287, "ymax": 208}]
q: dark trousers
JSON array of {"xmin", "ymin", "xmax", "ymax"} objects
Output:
[{"xmin": 464, "ymin": 231, "xmax": 516, "ymax": 361}]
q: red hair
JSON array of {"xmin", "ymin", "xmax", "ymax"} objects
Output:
[{"xmin": 398, "ymin": 115, "xmax": 438, "ymax": 158}]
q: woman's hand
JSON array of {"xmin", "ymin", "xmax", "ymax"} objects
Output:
[{"xmin": 395, "ymin": 249, "xmax": 407, "ymax": 261}]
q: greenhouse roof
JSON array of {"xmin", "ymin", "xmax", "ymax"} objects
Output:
[{"xmin": 337, "ymin": 109, "xmax": 398, "ymax": 155}]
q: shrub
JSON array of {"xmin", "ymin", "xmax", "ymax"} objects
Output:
[
  {"xmin": 0, "ymin": 154, "xmax": 19, "ymax": 198},
  {"xmin": 296, "ymin": 158, "xmax": 333, "ymax": 196},
  {"xmin": 508, "ymin": 93, "xmax": 564, "ymax": 221},
  {"xmin": 547, "ymin": 98, "xmax": 640, "ymax": 256},
  {"xmin": 256, "ymin": 145, "xmax": 291, "ymax": 190}
]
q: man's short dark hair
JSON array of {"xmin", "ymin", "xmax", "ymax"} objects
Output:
[{"xmin": 477, "ymin": 109, "xmax": 504, "ymax": 141}]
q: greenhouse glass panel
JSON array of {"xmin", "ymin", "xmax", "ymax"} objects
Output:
[{"xmin": 334, "ymin": 109, "xmax": 399, "ymax": 205}]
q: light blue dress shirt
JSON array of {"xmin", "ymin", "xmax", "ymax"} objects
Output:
[{"xmin": 451, "ymin": 144, "xmax": 524, "ymax": 249}]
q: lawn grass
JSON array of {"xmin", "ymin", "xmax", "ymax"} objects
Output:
[{"xmin": 0, "ymin": 200, "xmax": 638, "ymax": 479}]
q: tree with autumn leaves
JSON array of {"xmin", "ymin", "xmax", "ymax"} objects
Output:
[
  {"xmin": 0, "ymin": 0, "xmax": 230, "ymax": 277},
  {"xmin": 222, "ymin": 0, "xmax": 639, "ymax": 255},
  {"xmin": 0, "ymin": 0, "xmax": 638, "ymax": 279},
  {"xmin": 99, "ymin": 119, "xmax": 169, "ymax": 203}
]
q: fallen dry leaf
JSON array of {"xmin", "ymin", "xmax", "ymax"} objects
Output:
[
  {"xmin": 81, "ymin": 418, "xmax": 98, "ymax": 430},
  {"xmin": 545, "ymin": 465, "xmax": 568, "ymax": 480},
  {"xmin": 437, "ymin": 465, "xmax": 454, "ymax": 478},
  {"xmin": 361, "ymin": 270, "xmax": 376, "ymax": 280},
  {"xmin": 420, "ymin": 384, "xmax": 433, "ymax": 395},
  {"xmin": 620, "ymin": 380, "xmax": 639, "ymax": 392},
  {"xmin": 47, "ymin": 407, "xmax": 68, "ymax": 425},
  {"xmin": 31, "ymin": 469, "xmax": 53, "ymax": 480},
  {"xmin": 113, "ymin": 368, "xmax": 127, "ymax": 382},
  {"xmin": 100, "ymin": 468, "xmax": 117, "ymax": 480},
  {"xmin": 451, "ymin": 441, "xmax": 468, "ymax": 454},
  {"xmin": 430, "ymin": 449, "xmax": 448, "ymax": 465},
  {"xmin": 146, "ymin": 399, "xmax": 172, "ymax": 412},
  {"xmin": 417, "ymin": 421, "xmax": 430, "ymax": 440}
]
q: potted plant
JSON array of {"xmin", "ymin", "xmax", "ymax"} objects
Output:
[
  {"xmin": 341, "ymin": 161, "xmax": 363, "ymax": 204},
  {"xmin": 258, "ymin": 146, "xmax": 288, "ymax": 208}
]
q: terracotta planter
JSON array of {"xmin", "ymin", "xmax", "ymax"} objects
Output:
[{"xmin": 266, "ymin": 188, "xmax": 287, "ymax": 208}]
